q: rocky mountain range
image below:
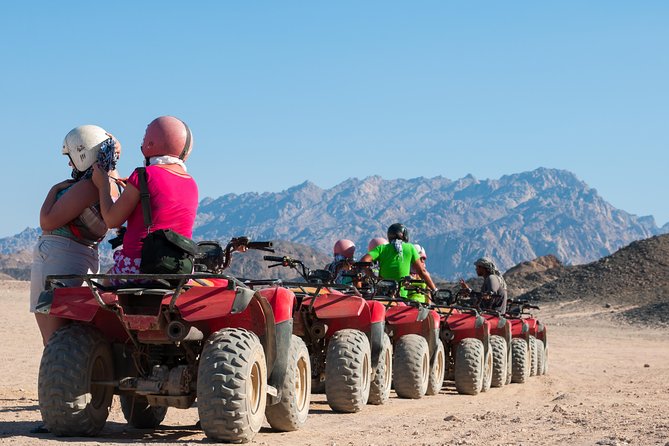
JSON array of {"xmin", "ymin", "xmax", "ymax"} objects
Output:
[
  {"xmin": 1, "ymin": 168, "xmax": 666, "ymax": 280},
  {"xmin": 193, "ymin": 167, "xmax": 665, "ymax": 279}
]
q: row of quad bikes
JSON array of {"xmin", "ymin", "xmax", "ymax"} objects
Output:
[{"xmin": 37, "ymin": 238, "xmax": 549, "ymax": 443}]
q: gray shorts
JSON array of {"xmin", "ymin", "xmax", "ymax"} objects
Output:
[{"xmin": 29, "ymin": 235, "xmax": 99, "ymax": 313}]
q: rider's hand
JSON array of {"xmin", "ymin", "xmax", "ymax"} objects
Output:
[
  {"xmin": 459, "ymin": 279, "xmax": 472, "ymax": 296},
  {"xmin": 91, "ymin": 163, "xmax": 108, "ymax": 189}
]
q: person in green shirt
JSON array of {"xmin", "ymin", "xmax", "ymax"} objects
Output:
[{"xmin": 360, "ymin": 223, "xmax": 437, "ymax": 302}]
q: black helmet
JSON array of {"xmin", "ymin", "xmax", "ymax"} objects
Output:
[{"xmin": 387, "ymin": 223, "xmax": 409, "ymax": 242}]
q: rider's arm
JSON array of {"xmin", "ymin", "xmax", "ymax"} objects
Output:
[
  {"xmin": 40, "ymin": 179, "xmax": 98, "ymax": 230},
  {"xmin": 92, "ymin": 164, "xmax": 140, "ymax": 228}
]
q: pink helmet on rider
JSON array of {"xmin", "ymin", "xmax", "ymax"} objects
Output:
[
  {"xmin": 367, "ymin": 237, "xmax": 388, "ymax": 252},
  {"xmin": 333, "ymin": 239, "xmax": 356, "ymax": 259},
  {"xmin": 141, "ymin": 116, "xmax": 193, "ymax": 161}
]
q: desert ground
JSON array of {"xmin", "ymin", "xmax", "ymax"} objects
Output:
[{"xmin": 0, "ymin": 280, "xmax": 667, "ymax": 446}]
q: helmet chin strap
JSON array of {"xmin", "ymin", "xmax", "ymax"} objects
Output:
[{"xmin": 178, "ymin": 120, "xmax": 192, "ymax": 160}]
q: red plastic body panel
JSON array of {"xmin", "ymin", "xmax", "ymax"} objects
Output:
[
  {"xmin": 524, "ymin": 317, "xmax": 539, "ymax": 336},
  {"xmin": 385, "ymin": 305, "xmax": 440, "ymax": 339},
  {"xmin": 51, "ymin": 288, "xmax": 116, "ymax": 322},
  {"xmin": 483, "ymin": 314, "xmax": 506, "ymax": 338},
  {"xmin": 301, "ymin": 292, "xmax": 366, "ymax": 319},
  {"xmin": 50, "ymin": 284, "xmax": 271, "ymax": 341},
  {"xmin": 257, "ymin": 287, "xmax": 296, "ymax": 324},
  {"xmin": 508, "ymin": 318, "xmax": 529, "ymax": 338},
  {"xmin": 296, "ymin": 290, "xmax": 379, "ymax": 335},
  {"xmin": 366, "ymin": 300, "xmax": 387, "ymax": 324},
  {"xmin": 442, "ymin": 313, "xmax": 489, "ymax": 344}
]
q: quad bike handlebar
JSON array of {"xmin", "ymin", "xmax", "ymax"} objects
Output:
[
  {"xmin": 196, "ymin": 237, "xmax": 274, "ymax": 273},
  {"xmin": 262, "ymin": 255, "xmax": 311, "ymax": 282},
  {"xmin": 506, "ymin": 298, "xmax": 541, "ymax": 317}
]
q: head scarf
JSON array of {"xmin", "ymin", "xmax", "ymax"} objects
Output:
[
  {"xmin": 474, "ymin": 257, "xmax": 507, "ymax": 290},
  {"xmin": 71, "ymin": 137, "xmax": 118, "ymax": 181},
  {"xmin": 147, "ymin": 155, "xmax": 187, "ymax": 172}
]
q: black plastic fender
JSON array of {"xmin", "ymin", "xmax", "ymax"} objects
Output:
[
  {"xmin": 368, "ymin": 320, "xmax": 385, "ymax": 366},
  {"xmin": 267, "ymin": 319, "xmax": 294, "ymax": 400}
]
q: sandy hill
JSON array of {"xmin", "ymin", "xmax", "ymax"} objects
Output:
[{"xmin": 519, "ymin": 234, "xmax": 669, "ymax": 326}]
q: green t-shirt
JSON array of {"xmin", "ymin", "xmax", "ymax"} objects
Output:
[{"xmin": 368, "ymin": 242, "xmax": 419, "ymax": 298}]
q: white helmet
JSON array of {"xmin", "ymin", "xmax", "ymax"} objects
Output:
[
  {"xmin": 62, "ymin": 125, "xmax": 109, "ymax": 172},
  {"xmin": 414, "ymin": 243, "xmax": 427, "ymax": 259}
]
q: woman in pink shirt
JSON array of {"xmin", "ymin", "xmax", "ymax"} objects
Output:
[{"xmin": 92, "ymin": 116, "xmax": 198, "ymax": 273}]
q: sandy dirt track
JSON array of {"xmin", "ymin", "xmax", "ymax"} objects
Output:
[{"xmin": 0, "ymin": 281, "xmax": 667, "ymax": 446}]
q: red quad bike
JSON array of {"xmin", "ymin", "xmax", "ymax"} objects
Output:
[
  {"xmin": 249, "ymin": 256, "xmax": 388, "ymax": 412},
  {"xmin": 428, "ymin": 289, "xmax": 495, "ymax": 396},
  {"xmin": 363, "ymin": 277, "xmax": 445, "ymax": 400},
  {"xmin": 36, "ymin": 237, "xmax": 311, "ymax": 443},
  {"xmin": 506, "ymin": 298, "xmax": 548, "ymax": 382},
  {"xmin": 442, "ymin": 289, "xmax": 513, "ymax": 389}
]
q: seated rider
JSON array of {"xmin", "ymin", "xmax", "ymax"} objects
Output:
[
  {"xmin": 92, "ymin": 116, "xmax": 198, "ymax": 275},
  {"xmin": 460, "ymin": 257, "xmax": 508, "ymax": 313},
  {"xmin": 360, "ymin": 223, "xmax": 437, "ymax": 303},
  {"xmin": 365, "ymin": 237, "xmax": 387, "ymax": 272},
  {"xmin": 325, "ymin": 239, "xmax": 356, "ymax": 284}
]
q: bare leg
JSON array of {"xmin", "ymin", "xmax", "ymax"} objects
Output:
[{"xmin": 34, "ymin": 313, "xmax": 68, "ymax": 347}]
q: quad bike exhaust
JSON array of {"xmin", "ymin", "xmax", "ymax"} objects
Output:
[
  {"xmin": 309, "ymin": 321, "xmax": 328, "ymax": 339},
  {"xmin": 166, "ymin": 320, "xmax": 203, "ymax": 342}
]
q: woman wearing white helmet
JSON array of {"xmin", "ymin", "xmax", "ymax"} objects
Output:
[
  {"xmin": 92, "ymin": 116, "xmax": 198, "ymax": 275},
  {"xmin": 31, "ymin": 125, "xmax": 123, "ymax": 346}
]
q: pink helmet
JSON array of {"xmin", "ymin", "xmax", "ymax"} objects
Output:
[
  {"xmin": 414, "ymin": 244, "xmax": 427, "ymax": 259},
  {"xmin": 333, "ymin": 239, "xmax": 356, "ymax": 259},
  {"xmin": 141, "ymin": 116, "xmax": 193, "ymax": 160},
  {"xmin": 367, "ymin": 237, "xmax": 388, "ymax": 252}
]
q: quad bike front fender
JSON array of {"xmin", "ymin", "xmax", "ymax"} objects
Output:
[
  {"xmin": 508, "ymin": 318, "xmax": 529, "ymax": 338},
  {"xmin": 386, "ymin": 306, "xmax": 439, "ymax": 358},
  {"xmin": 524, "ymin": 317, "xmax": 540, "ymax": 336},
  {"xmin": 444, "ymin": 313, "xmax": 490, "ymax": 346},
  {"xmin": 305, "ymin": 292, "xmax": 366, "ymax": 319}
]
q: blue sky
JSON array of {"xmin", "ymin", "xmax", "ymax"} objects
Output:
[{"xmin": 1, "ymin": 1, "xmax": 667, "ymax": 238}]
